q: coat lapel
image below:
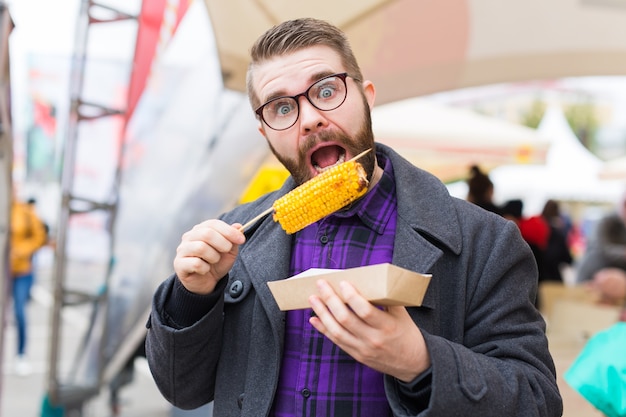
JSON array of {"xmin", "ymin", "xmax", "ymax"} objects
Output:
[{"xmin": 382, "ymin": 143, "xmax": 463, "ymax": 313}]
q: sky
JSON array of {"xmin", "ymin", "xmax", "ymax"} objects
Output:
[
  {"xmin": 7, "ymin": 0, "xmax": 140, "ymax": 56},
  {"xmin": 8, "ymin": 0, "xmax": 78, "ymax": 126},
  {"xmin": 8, "ymin": 0, "xmax": 79, "ymax": 56},
  {"xmin": 7, "ymin": 0, "xmax": 211, "ymax": 107}
]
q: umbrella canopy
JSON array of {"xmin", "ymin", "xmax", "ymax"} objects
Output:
[
  {"xmin": 372, "ymin": 99, "xmax": 550, "ymax": 182},
  {"xmin": 202, "ymin": 0, "xmax": 626, "ymax": 105}
]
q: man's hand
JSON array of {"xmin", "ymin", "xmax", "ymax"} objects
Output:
[
  {"xmin": 308, "ymin": 279, "xmax": 431, "ymax": 382},
  {"xmin": 173, "ymin": 219, "xmax": 246, "ymax": 295}
]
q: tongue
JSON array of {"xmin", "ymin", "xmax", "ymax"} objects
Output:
[{"xmin": 312, "ymin": 146, "xmax": 342, "ymax": 169}]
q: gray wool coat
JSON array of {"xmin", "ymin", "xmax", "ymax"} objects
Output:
[{"xmin": 146, "ymin": 143, "xmax": 563, "ymax": 417}]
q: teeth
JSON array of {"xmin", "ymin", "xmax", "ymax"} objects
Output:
[{"xmin": 314, "ymin": 154, "xmax": 346, "ymax": 173}]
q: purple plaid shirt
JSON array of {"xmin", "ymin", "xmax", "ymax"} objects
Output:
[{"xmin": 270, "ymin": 153, "xmax": 398, "ymax": 417}]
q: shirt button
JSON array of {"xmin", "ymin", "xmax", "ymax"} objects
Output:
[
  {"xmin": 319, "ymin": 235, "xmax": 329, "ymax": 244},
  {"xmin": 301, "ymin": 388, "xmax": 311, "ymax": 398},
  {"xmin": 229, "ymin": 280, "xmax": 244, "ymax": 298}
]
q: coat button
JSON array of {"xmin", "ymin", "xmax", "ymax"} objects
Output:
[
  {"xmin": 301, "ymin": 388, "xmax": 311, "ymax": 398},
  {"xmin": 229, "ymin": 280, "xmax": 244, "ymax": 298},
  {"xmin": 320, "ymin": 235, "xmax": 329, "ymax": 244}
]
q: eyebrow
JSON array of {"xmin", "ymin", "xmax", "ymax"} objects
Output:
[{"xmin": 261, "ymin": 71, "xmax": 338, "ymax": 104}]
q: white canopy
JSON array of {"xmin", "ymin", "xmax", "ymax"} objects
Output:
[
  {"xmin": 372, "ymin": 99, "xmax": 550, "ymax": 182},
  {"xmin": 203, "ymin": 0, "xmax": 626, "ymax": 105}
]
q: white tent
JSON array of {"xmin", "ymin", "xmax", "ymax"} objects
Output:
[
  {"xmin": 599, "ymin": 154, "xmax": 626, "ymax": 180},
  {"xmin": 458, "ymin": 104, "xmax": 626, "ymax": 214},
  {"xmin": 372, "ymin": 98, "xmax": 550, "ymax": 182}
]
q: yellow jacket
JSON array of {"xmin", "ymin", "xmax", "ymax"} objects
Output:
[{"xmin": 10, "ymin": 201, "xmax": 47, "ymax": 276}]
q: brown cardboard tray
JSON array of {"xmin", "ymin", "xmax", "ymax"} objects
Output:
[{"xmin": 267, "ymin": 263, "xmax": 431, "ymax": 311}]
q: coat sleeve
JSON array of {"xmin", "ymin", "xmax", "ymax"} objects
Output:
[
  {"xmin": 145, "ymin": 275, "xmax": 227, "ymax": 410},
  {"xmin": 386, "ymin": 219, "xmax": 563, "ymax": 417}
]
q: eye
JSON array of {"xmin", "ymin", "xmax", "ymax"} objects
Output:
[
  {"xmin": 316, "ymin": 83, "xmax": 337, "ymax": 100},
  {"xmin": 269, "ymin": 98, "xmax": 296, "ymax": 117}
]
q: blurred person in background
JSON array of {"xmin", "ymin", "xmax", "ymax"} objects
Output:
[
  {"xmin": 501, "ymin": 199, "xmax": 550, "ymax": 276},
  {"xmin": 501, "ymin": 199, "xmax": 551, "ymax": 309},
  {"xmin": 27, "ymin": 197, "xmax": 50, "ymax": 245},
  {"xmin": 577, "ymin": 189, "xmax": 626, "ymax": 306},
  {"xmin": 540, "ymin": 199, "xmax": 573, "ymax": 283},
  {"xmin": 466, "ymin": 165, "xmax": 502, "ymax": 215},
  {"xmin": 586, "ymin": 268, "xmax": 626, "ymax": 307},
  {"xmin": 9, "ymin": 190, "xmax": 48, "ymax": 375}
]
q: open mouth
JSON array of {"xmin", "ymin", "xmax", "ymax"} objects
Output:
[{"xmin": 311, "ymin": 145, "xmax": 346, "ymax": 173}]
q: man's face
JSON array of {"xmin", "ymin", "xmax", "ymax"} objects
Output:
[{"xmin": 251, "ymin": 45, "xmax": 376, "ymax": 185}]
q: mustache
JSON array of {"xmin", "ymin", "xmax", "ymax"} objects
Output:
[{"xmin": 299, "ymin": 131, "xmax": 353, "ymax": 161}]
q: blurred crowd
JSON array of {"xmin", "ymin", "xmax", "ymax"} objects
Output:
[{"xmin": 466, "ymin": 165, "xmax": 626, "ymax": 312}]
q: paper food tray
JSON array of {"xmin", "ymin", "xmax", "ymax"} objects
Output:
[{"xmin": 267, "ymin": 263, "xmax": 431, "ymax": 311}]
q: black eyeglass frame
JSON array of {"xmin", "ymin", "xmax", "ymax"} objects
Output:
[{"xmin": 255, "ymin": 72, "xmax": 351, "ymax": 131}]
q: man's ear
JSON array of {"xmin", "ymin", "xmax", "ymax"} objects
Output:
[
  {"xmin": 257, "ymin": 122, "xmax": 267, "ymax": 138},
  {"xmin": 362, "ymin": 80, "xmax": 376, "ymax": 110}
]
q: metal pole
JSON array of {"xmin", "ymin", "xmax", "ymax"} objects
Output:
[{"xmin": 45, "ymin": 0, "xmax": 91, "ymax": 405}]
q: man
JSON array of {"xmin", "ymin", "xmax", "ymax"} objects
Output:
[{"xmin": 146, "ymin": 18, "xmax": 562, "ymax": 416}]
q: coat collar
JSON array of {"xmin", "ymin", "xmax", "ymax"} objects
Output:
[{"xmin": 377, "ymin": 143, "xmax": 462, "ymax": 257}]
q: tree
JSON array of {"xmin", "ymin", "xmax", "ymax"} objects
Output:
[
  {"xmin": 564, "ymin": 101, "xmax": 598, "ymax": 151},
  {"xmin": 520, "ymin": 99, "xmax": 546, "ymax": 129}
]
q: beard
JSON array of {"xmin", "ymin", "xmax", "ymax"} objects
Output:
[{"xmin": 268, "ymin": 100, "xmax": 377, "ymax": 186}]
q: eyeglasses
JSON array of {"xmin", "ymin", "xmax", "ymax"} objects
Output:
[{"xmin": 255, "ymin": 73, "xmax": 350, "ymax": 131}]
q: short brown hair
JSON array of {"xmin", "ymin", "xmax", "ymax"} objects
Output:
[{"xmin": 246, "ymin": 18, "xmax": 363, "ymax": 110}]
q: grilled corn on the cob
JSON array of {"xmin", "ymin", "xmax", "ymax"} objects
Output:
[
  {"xmin": 272, "ymin": 158, "xmax": 369, "ymax": 234},
  {"xmin": 239, "ymin": 150, "xmax": 371, "ymax": 234}
]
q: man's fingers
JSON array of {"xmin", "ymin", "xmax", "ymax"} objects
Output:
[
  {"xmin": 309, "ymin": 280, "xmax": 365, "ymax": 343},
  {"xmin": 336, "ymin": 281, "xmax": 385, "ymax": 325},
  {"xmin": 173, "ymin": 220, "xmax": 245, "ymax": 294},
  {"xmin": 173, "ymin": 254, "xmax": 212, "ymax": 279}
]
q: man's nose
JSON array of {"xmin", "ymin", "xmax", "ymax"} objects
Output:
[{"xmin": 298, "ymin": 96, "xmax": 327, "ymax": 132}]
